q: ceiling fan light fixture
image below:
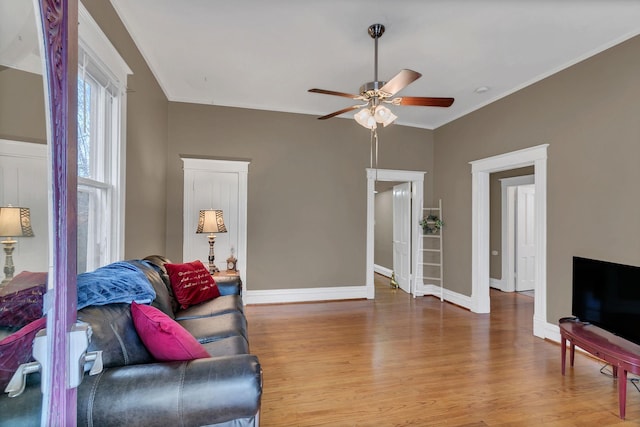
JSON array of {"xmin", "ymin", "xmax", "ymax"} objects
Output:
[
  {"xmin": 354, "ymin": 108, "xmax": 377, "ymax": 129},
  {"xmin": 374, "ymin": 105, "xmax": 397, "ymax": 127}
]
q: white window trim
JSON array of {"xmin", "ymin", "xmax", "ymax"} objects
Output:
[{"xmin": 78, "ymin": 2, "xmax": 132, "ymax": 263}]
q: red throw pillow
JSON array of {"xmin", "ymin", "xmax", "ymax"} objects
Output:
[
  {"xmin": 130, "ymin": 302, "xmax": 209, "ymax": 362},
  {"xmin": 0, "ymin": 316, "xmax": 47, "ymax": 390},
  {"xmin": 165, "ymin": 260, "xmax": 220, "ymax": 309}
]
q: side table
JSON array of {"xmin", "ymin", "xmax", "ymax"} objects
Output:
[{"xmin": 559, "ymin": 317, "xmax": 640, "ymax": 419}]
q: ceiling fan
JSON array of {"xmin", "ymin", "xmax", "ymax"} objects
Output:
[{"xmin": 309, "ymin": 23, "xmax": 454, "ymax": 128}]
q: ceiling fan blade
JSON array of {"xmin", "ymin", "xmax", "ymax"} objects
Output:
[
  {"xmin": 379, "ymin": 69, "xmax": 422, "ymax": 96},
  {"xmin": 309, "ymin": 88, "xmax": 360, "ymax": 99},
  {"xmin": 317, "ymin": 105, "xmax": 363, "ymax": 120},
  {"xmin": 396, "ymin": 96, "xmax": 454, "ymax": 107}
]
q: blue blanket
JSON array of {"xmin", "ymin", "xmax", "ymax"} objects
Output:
[{"xmin": 77, "ymin": 261, "xmax": 156, "ymax": 310}]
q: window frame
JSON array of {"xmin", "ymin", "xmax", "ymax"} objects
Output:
[{"xmin": 77, "ymin": 3, "xmax": 132, "ymax": 269}]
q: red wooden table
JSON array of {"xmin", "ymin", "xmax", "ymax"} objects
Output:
[{"xmin": 559, "ymin": 318, "xmax": 640, "ymax": 419}]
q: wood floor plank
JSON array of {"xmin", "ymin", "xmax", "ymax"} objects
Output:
[{"xmin": 245, "ymin": 275, "xmax": 640, "ymax": 426}]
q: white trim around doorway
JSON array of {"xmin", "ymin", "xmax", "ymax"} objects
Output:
[
  {"xmin": 366, "ymin": 168, "xmax": 425, "ymax": 299},
  {"xmin": 469, "ymin": 144, "xmax": 548, "ymax": 339}
]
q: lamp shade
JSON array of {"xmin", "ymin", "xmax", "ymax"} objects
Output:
[
  {"xmin": 0, "ymin": 207, "xmax": 34, "ymax": 238},
  {"xmin": 196, "ymin": 210, "xmax": 227, "ymax": 234}
]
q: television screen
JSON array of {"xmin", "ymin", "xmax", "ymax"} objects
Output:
[{"xmin": 572, "ymin": 256, "xmax": 640, "ymax": 345}]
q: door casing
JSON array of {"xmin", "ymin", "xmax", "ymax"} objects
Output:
[
  {"xmin": 470, "ymin": 144, "xmax": 548, "ymax": 339},
  {"xmin": 366, "ymin": 168, "xmax": 425, "ymax": 299}
]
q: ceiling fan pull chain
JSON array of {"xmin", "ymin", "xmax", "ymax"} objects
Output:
[
  {"xmin": 369, "ymin": 128, "xmax": 379, "ymax": 180},
  {"xmin": 370, "ymin": 127, "xmax": 374, "ymax": 169},
  {"xmin": 375, "ymin": 128, "xmax": 379, "ymax": 174}
]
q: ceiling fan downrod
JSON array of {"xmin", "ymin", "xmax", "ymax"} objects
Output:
[{"xmin": 368, "ymin": 23, "xmax": 385, "ymax": 94}]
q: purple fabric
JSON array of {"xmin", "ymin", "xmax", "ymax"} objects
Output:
[
  {"xmin": 0, "ymin": 272, "xmax": 47, "ymax": 328},
  {"xmin": 0, "ymin": 317, "xmax": 47, "ymax": 390}
]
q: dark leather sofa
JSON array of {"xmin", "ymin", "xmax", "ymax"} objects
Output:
[{"xmin": 0, "ymin": 255, "xmax": 262, "ymax": 427}]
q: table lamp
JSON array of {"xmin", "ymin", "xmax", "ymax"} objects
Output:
[
  {"xmin": 196, "ymin": 209, "xmax": 227, "ymax": 274},
  {"xmin": 0, "ymin": 206, "xmax": 34, "ymax": 285}
]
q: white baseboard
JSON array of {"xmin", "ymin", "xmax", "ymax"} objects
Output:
[
  {"xmin": 374, "ymin": 264, "xmax": 393, "ymax": 278},
  {"xmin": 245, "ymin": 285, "xmax": 368, "ymax": 305},
  {"xmin": 537, "ymin": 320, "xmax": 561, "ymax": 343},
  {"xmin": 414, "ymin": 284, "xmax": 472, "ymax": 310},
  {"xmin": 490, "ymin": 278, "xmax": 505, "ymax": 291}
]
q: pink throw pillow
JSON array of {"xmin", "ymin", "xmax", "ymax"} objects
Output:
[
  {"xmin": 0, "ymin": 316, "xmax": 47, "ymax": 390},
  {"xmin": 130, "ymin": 302, "xmax": 209, "ymax": 361},
  {"xmin": 165, "ymin": 260, "xmax": 220, "ymax": 309}
]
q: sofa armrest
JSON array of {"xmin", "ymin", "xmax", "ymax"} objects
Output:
[
  {"xmin": 213, "ymin": 275, "xmax": 242, "ymax": 296},
  {"xmin": 78, "ymin": 354, "xmax": 262, "ymax": 427},
  {"xmin": 0, "ymin": 355, "xmax": 261, "ymax": 427}
]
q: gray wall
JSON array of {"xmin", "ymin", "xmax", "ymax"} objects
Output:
[
  {"xmin": 374, "ymin": 189, "xmax": 393, "ymax": 270},
  {"xmin": 0, "ymin": 68, "xmax": 46, "ymax": 144},
  {"xmin": 7, "ymin": 3, "xmax": 640, "ymax": 320},
  {"xmin": 166, "ymin": 103, "xmax": 434, "ymax": 290},
  {"xmin": 83, "ymin": 0, "xmax": 169, "ymax": 259},
  {"xmin": 434, "ymin": 34, "xmax": 640, "ymax": 323}
]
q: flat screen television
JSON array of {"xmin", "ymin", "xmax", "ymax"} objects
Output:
[{"xmin": 572, "ymin": 256, "xmax": 640, "ymax": 345}]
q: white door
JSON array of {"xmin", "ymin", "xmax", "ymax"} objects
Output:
[
  {"xmin": 516, "ymin": 184, "xmax": 536, "ymax": 291},
  {"xmin": 392, "ymin": 182, "xmax": 411, "ymax": 293},
  {"xmin": 182, "ymin": 159, "xmax": 249, "ymax": 283}
]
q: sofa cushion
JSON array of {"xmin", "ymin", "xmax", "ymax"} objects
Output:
[
  {"xmin": 143, "ymin": 255, "xmax": 180, "ymax": 313},
  {"xmin": 78, "ymin": 303, "xmax": 152, "ymax": 368},
  {"xmin": 165, "ymin": 260, "xmax": 220, "ymax": 309},
  {"xmin": 178, "ymin": 311, "xmax": 248, "ymax": 344},
  {"xmin": 125, "ymin": 260, "xmax": 175, "ymax": 318},
  {"xmin": 202, "ymin": 335, "xmax": 249, "ymax": 357},
  {"xmin": 0, "ymin": 317, "xmax": 46, "ymax": 390},
  {"xmin": 131, "ymin": 302, "xmax": 209, "ymax": 361},
  {"xmin": 0, "ymin": 271, "xmax": 47, "ymax": 328},
  {"xmin": 174, "ymin": 294, "xmax": 243, "ymax": 321}
]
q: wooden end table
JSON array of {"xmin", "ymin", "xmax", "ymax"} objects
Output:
[{"xmin": 559, "ymin": 318, "xmax": 640, "ymax": 419}]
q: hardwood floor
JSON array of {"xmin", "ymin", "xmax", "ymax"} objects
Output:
[{"xmin": 245, "ymin": 275, "xmax": 639, "ymax": 426}]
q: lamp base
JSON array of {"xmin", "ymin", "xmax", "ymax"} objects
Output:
[
  {"xmin": 207, "ymin": 233, "xmax": 219, "ymax": 274},
  {"xmin": 2, "ymin": 238, "xmax": 16, "ymax": 286}
]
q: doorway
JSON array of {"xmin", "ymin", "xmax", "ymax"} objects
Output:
[
  {"xmin": 470, "ymin": 144, "xmax": 548, "ymax": 339},
  {"xmin": 366, "ymin": 168, "xmax": 425, "ymax": 299},
  {"xmin": 392, "ymin": 182, "xmax": 412, "ymax": 293},
  {"xmin": 498, "ymin": 174, "xmax": 535, "ymax": 293}
]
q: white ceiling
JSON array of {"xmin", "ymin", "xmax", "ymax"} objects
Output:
[{"xmin": 6, "ymin": 1, "xmax": 640, "ymax": 130}]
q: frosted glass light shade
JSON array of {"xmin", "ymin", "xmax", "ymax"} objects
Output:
[
  {"xmin": 354, "ymin": 108, "xmax": 377, "ymax": 129},
  {"xmin": 374, "ymin": 105, "xmax": 397, "ymax": 127}
]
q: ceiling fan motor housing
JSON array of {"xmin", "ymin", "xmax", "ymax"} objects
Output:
[
  {"xmin": 360, "ymin": 81, "xmax": 389, "ymax": 106},
  {"xmin": 368, "ymin": 23, "xmax": 385, "ymax": 39}
]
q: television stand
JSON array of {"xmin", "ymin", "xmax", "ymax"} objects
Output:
[{"xmin": 559, "ymin": 318, "xmax": 640, "ymax": 419}]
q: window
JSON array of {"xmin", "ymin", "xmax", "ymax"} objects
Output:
[{"xmin": 77, "ymin": 6, "xmax": 131, "ymax": 273}]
